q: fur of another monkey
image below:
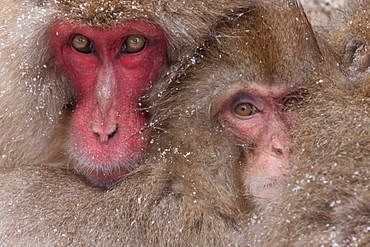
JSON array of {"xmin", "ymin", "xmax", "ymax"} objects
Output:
[
  {"xmin": 240, "ymin": 1, "xmax": 370, "ymax": 243},
  {"xmin": 242, "ymin": 2, "xmax": 370, "ymax": 245},
  {"xmin": 300, "ymin": 0, "xmax": 344, "ymax": 28},
  {"xmin": 243, "ymin": 81, "xmax": 370, "ymax": 246},
  {"xmin": 0, "ymin": 0, "xmax": 329, "ymax": 245},
  {"xmin": 318, "ymin": 0, "xmax": 370, "ymax": 96},
  {"xmin": 0, "ymin": 0, "xmax": 244, "ymax": 186}
]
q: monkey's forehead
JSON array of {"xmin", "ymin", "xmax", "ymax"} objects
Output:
[
  {"xmin": 53, "ymin": 0, "xmax": 158, "ymax": 28},
  {"xmin": 51, "ymin": 0, "xmax": 220, "ymax": 29}
]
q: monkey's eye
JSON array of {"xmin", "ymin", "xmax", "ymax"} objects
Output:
[
  {"xmin": 282, "ymin": 96, "xmax": 302, "ymax": 111},
  {"xmin": 71, "ymin": 34, "xmax": 94, "ymax": 54},
  {"xmin": 122, "ymin": 35, "xmax": 146, "ymax": 53},
  {"xmin": 234, "ymin": 103, "xmax": 259, "ymax": 117}
]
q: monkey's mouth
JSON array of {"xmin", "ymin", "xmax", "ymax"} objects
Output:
[
  {"xmin": 88, "ymin": 167, "xmax": 132, "ymax": 188},
  {"xmin": 85, "ymin": 164, "xmax": 139, "ymax": 188},
  {"xmin": 69, "ymin": 120, "xmax": 149, "ymax": 188},
  {"xmin": 72, "ymin": 155, "xmax": 143, "ymax": 188}
]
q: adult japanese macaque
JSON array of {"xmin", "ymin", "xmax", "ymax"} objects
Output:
[
  {"xmin": 0, "ymin": 0, "xmax": 243, "ymax": 187},
  {"xmin": 0, "ymin": 0, "xmax": 327, "ymax": 245},
  {"xmin": 243, "ymin": 81, "xmax": 370, "ymax": 246}
]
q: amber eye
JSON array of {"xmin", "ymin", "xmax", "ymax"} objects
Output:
[
  {"xmin": 71, "ymin": 34, "xmax": 93, "ymax": 54},
  {"xmin": 122, "ymin": 34, "xmax": 146, "ymax": 53},
  {"xmin": 234, "ymin": 103, "xmax": 258, "ymax": 117},
  {"xmin": 282, "ymin": 96, "xmax": 301, "ymax": 111}
]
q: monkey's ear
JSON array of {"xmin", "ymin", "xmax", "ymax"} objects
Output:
[{"xmin": 345, "ymin": 39, "xmax": 370, "ymax": 73}]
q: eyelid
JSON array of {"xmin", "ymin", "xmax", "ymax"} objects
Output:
[
  {"xmin": 232, "ymin": 93, "xmax": 256, "ymax": 105},
  {"xmin": 231, "ymin": 93, "xmax": 261, "ymax": 111}
]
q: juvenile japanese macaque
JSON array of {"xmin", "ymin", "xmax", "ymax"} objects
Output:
[
  {"xmin": 244, "ymin": 81, "xmax": 370, "ymax": 247},
  {"xmin": 199, "ymin": 0, "xmax": 324, "ymax": 208},
  {"xmin": 0, "ymin": 0, "xmax": 243, "ymax": 187},
  {"xmin": 0, "ymin": 0, "xmax": 327, "ymax": 245}
]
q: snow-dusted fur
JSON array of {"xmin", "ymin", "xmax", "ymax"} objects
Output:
[
  {"xmin": 244, "ymin": 81, "xmax": 370, "ymax": 246},
  {"xmin": 243, "ymin": 1, "xmax": 370, "ymax": 246}
]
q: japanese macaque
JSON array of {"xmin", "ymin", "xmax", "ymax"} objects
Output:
[
  {"xmin": 199, "ymin": 0, "xmax": 324, "ymax": 208},
  {"xmin": 0, "ymin": 0, "xmax": 243, "ymax": 187},
  {"xmin": 0, "ymin": 0, "xmax": 327, "ymax": 245}
]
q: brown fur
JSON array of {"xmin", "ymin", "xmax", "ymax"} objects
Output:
[
  {"xmin": 300, "ymin": 0, "xmax": 344, "ymax": 28},
  {"xmin": 242, "ymin": 1, "xmax": 370, "ymax": 244},
  {"xmin": 0, "ymin": 0, "xmax": 244, "ymax": 170},
  {"xmin": 243, "ymin": 79, "xmax": 370, "ymax": 246},
  {"xmin": 0, "ymin": 0, "xmax": 330, "ymax": 245},
  {"xmin": 319, "ymin": 0, "xmax": 370, "ymax": 96}
]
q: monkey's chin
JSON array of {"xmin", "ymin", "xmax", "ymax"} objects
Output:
[
  {"xmin": 83, "ymin": 168, "xmax": 132, "ymax": 189},
  {"xmin": 254, "ymin": 183, "xmax": 282, "ymax": 200},
  {"xmin": 70, "ymin": 132, "xmax": 148, "ymax": 188},
  {"xmin": 248, "ymin": 179, "xmax": 285, "ymax": 206},
  {"xmin": 74, "ymin": 158, "xmax": 141, "ymax": 188}
]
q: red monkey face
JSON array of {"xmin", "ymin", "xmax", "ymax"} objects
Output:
[
  {"xmin": 50, "ymin": 20, "xmax": 167, "ymax": 187},
  {"xmin": 219, "ymin": 84, "xmax": 304, "ymax": 206}
]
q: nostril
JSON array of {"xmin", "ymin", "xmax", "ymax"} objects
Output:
[
  {"xmin": 274, "ymin": 148, "xmax": 283, "ymax": 155},
  {"xmin": 93, "ymin": 124, "xmax": 118, "ymax": 143},
  {"xmin": 107, "ymin": 126, "xmax": 117, "ymax": 139},
  {"xmin": 272, "ymin": 144, "xmax": 284, "ymax": 155}
]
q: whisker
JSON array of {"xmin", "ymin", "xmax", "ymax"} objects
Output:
[{"xmin": 123, "ymin": 125, "xmax": 150, "ymax": 141}]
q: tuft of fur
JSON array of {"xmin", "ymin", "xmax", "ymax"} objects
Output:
[
  {"xmin": 317, "ymin": 0, "xmax": 370, "ymax": 96},
  {"xmin": 300, "ymin": 0, "xmax": 345, "ymax": 28}
]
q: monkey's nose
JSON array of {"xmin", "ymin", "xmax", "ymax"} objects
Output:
[
  {"xmin": 273, "ymin": 147, "xmax": 283, "ymax": 155},
  {"xmin": 92, "ymin": 124, "xmax": 118, "ymax": 143},
  {"xmin": 269, "ymin": 131, "xmax": 291, "ymax": 157}
]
